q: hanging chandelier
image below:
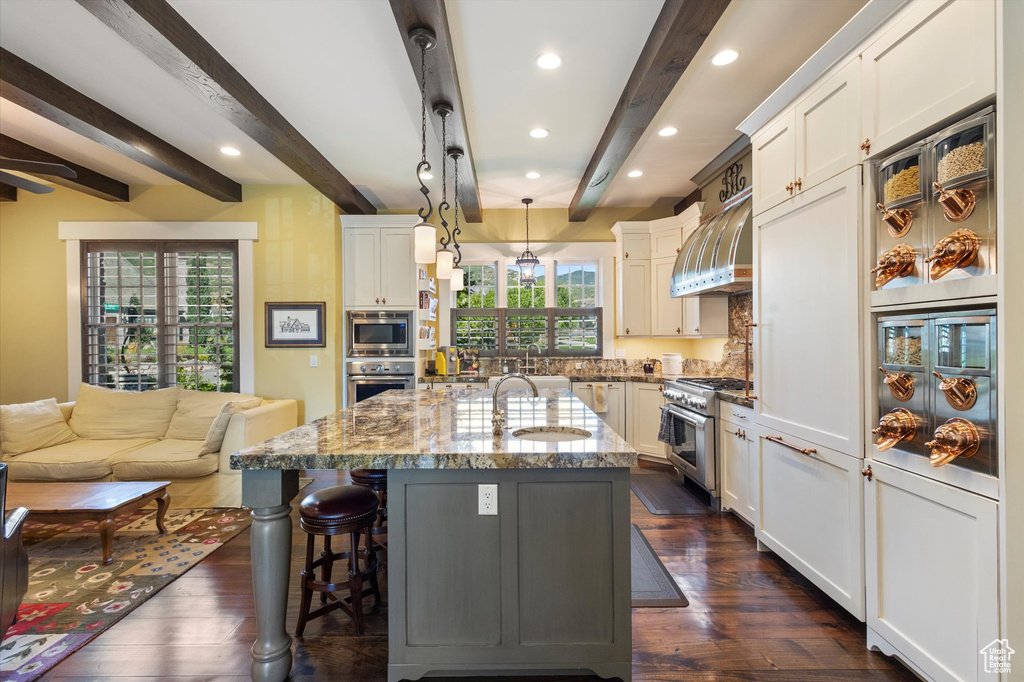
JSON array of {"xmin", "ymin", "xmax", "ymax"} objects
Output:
[
  {"xmin": 410, "ymin": 27, "xmax": 439, "ymax": 264},
  {"xmin": 449, "ymin": 146, "xmax": 465, "ymax": 291},
  {"xmin": 516, "ymin": 198, "xmax": 539, "ymax": 289},
  {"xmin": 434, "ymin": 102, "xmax": 454, "ymax": 279}
]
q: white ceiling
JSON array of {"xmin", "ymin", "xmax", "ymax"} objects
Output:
[{"xmin": 0, "ymin": 0, "xmax": 867, "ymax": 212}]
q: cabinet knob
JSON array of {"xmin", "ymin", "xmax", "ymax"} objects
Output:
[
  {"xmin": 658, "ymin": 384, "xmax": 663, "ymax": 392},
  {"xmin": 785, "ymin": 182, "xmax": 793, "ymax": 195},
  {"xmin": 624, "ymin": 252, "xmax": 629, "ymax": 259},
  {"xmin": 861, "ymin": 465, "xmax": 873, "ymax": 481},
  {"xmin": 676, "ymin": 327, "xmax": 681, "ymax": 334},
  {"xmin": 375, "ymin": 298, "xmax": 380, "ymax": 304},
  {"xmin": 859, "ymin": 138, "xmax": 871, "ymax": 155},
  {"xmin": 676, "ymin": 247, "xmax": 681, "ymax": 254},
  {"xmin": 694, "ymin": 328, "xmax": 700, "ymax": 333},
  {"xmin": 625, "ymin": 328, "xmax": 630, "ymax": 334},
  {"xmin": 382, "ymin": 297, "xmax": 387, "ymax": 304},
  {"xmin": 794, "ymin": 177, "xmax": 802, "ymax": 191}
]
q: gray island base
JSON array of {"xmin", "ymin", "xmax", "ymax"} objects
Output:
[{"xmin": 233, "ymin": 388, "xmax": 637, "ymax": 682}]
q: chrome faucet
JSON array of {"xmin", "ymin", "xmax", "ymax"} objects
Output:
[
  {"xmin": 524, "ymin": 343, "xmax": 540, "ymax": 375},
  {"xmin": 491, "ymin": 372, "xmax": 539, "ymax": 436}
]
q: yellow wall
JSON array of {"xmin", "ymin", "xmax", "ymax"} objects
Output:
[{"xmin": 0, "ymin": 184, "xmax": 341, "ymax": 423}]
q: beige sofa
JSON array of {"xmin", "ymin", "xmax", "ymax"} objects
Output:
[{"xmin": 0, "ymin": 385, "xmax": 297, "ymax": 482}]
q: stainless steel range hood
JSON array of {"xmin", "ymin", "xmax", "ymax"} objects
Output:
[{"xmin": 671, "ymin": 186, "xmax": 753, "ymax": 297}]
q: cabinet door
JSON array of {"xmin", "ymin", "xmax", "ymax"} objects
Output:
[
  {"xmin": 379, "ymin": 228, "xmax": 416, "ymax": 307},
  {"xmin": 344, "ymin": 228, "xmax": 380, "ymax": 307},
  {"xmin": 650, "ymin": 228, "xmax": 682, "ymax": 260},
  {"xmin": 651, "ymin": 257, "xmax": 682, "ymax": 336},
  {"xmin": 865, "ymin": 461, "xmax": 998, "ymax": 682},
  {"xmin": 621, "ymin": 233, "xmax": 651, "ymax": 260},
  {"xmin": 616, "ymin": 259, "xmax": 651, "ymax": 337},
  {"xmin": 861, "ymin": 0, "xmax": 996, "ymax": 157},
  {"xmin": 719, "ymin": 419, "xmax": 748, "ymax": 521},
  {"xmin": 795, "ymin": 58, "xmax": 862, "ymax": 191},
  {"xmin": 752, "ymin": 112, "xmax": 796, "ymax": 215},
  {"xmin": 754, "ymin": 168, "xmax": 861, "ymax": 457},
  {"xmin": 630, "ymin": 383, "xmax": 667, "ymax": 460},
  {"xmin": 572, "ymin": 381, "xmax": 626, "ymax": 438},
  {"xmin": 682, "ymin": 296, "xmax": 728, "ymax": 338},
  {"xmin": 757, "ymin": 431, "xmax": 864, "ymax": 620}
]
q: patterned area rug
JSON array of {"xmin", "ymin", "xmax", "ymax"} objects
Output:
[{"xmin": 0, "ymin": 507, "xmax": 251, "ymax": 681}]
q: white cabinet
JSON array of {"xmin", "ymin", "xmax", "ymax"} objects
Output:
[
  {"xmin": 651, "ymin": 257, "xmax": 682, "ymax": 336},
  {"xmin": 571, "ymin": 381, "xmax": 626, "ymax": 438},
  {"xmin": 343, "ymin": 226, "xmax": 416, "ymax": 309},
  {"xmin": 650, "ymin": 227, "xmax": 682, "ymax": 260},
  {"xmin": 628, "ymin": 382, "xmax": 668, "ymax": 461},
  {"xmin": 753, "ymin": 60, "xmax": 862, "ymax": 216},
  {"xmin": 719, "ymin": 410, "xmax": 757, "ymax": 526},
  {"xmin": 756, "ymin": 430, "xmax": 865, "ymax": 620},
  {"xmin": 619, "ymin": 232, "xmax": 651, "ymax": 261},
  {"xmin": 615, "ymin": 259, "xmax": 651, "ymax": 337},
  {"xmin": 861, "ymin": 0, "xmax": 996, "ymax": 158},
  {"xmin": 864, "ymin": 461, "xmax": 999, "ymax": 682},
  {"xmin": 753, "ymin": 168, "xmax": 862, "ymax": 457},
  {"xmin": 682, "ymin": 296, "xmax": 728, "ymax": 338}
]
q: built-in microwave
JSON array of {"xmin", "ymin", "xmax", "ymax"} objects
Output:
[{"xmin": 347, "ymin": 311, "xmax": 413, "ymax": 357}]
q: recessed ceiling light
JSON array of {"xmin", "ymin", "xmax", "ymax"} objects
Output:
[
  {"xmin": 536, "ymin": 53, "xmax": 562, "ymax": 69},
  {"xmin": 711, "ymin": 49, "xmax": 739, "ymax": 66},
  {"xmin": 419, "ymin": 171, "xmax": 433, "ymax": 180},
  {"xmin": 658, "ymin": 126, "xmax": 678, "ymax": 137},
  {"xmin": 530, "ymin": 128, "xmax": 550, "ymax": 138},
  {"xmin": 220, "ymin": 146, "xmax": 240, "ymax": 156},
  {"xmin": 627, "ymin": 170, "xmax": 643, "ymax": 178},
  {"xmin": 525, "ymin": 171, "xmax": 541, "ymax": 179}
]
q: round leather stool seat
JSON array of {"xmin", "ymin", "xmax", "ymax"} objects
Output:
[
  {"xmin": 299, "ymin": 485, "xmax": 379, "ymax": 533},
  {"xmin": 350, "ymin": 469, "xmax": 387, "ymax": 487}
]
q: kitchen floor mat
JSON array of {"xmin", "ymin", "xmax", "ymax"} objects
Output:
[{"xmin": 630, "ymin": 471, "xmax": 713, "ymax": 515}]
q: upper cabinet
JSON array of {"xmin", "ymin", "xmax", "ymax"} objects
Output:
[
  {"xmin": 861, "ymin": 0, "xmax": 996, "ymax": 158},
  {"xmin": 753, "ymin": 59, "xmax": 862, "ymax": 216},
  {"xmin": 342, "ymin": 221, "xmax": 418, "ymax": 309},
  {"xmin": 615, "ymin": 259, "xmax": 651, "ymax": 337}
]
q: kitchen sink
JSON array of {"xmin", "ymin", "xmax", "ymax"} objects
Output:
[
  {"xmin": 486, "ymin": 375, "xmax": 570, "ymax": 390},
  {"xmin": 511, "ymin": 426, "xmax": 592, "ymax": 442}
]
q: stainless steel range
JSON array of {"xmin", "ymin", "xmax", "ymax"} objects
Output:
[{"xmin": 661, "ymin": 377, "xmax": 750, "ymax": 505}]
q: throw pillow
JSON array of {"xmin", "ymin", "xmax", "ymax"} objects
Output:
[
  {"xmin": 200, "ymin": 398, "xmax": 262, "ymax": 455},
  {"xmin": 68, "ymin": 383, "xmax": 181, "ymax": 439},
  {"xmin": 0, "ymin": 398, "xmax": 79, "ymax": 455},
  {"xmin": 165, "ymin": 390, "xmax": 258, "ymax": 441}
]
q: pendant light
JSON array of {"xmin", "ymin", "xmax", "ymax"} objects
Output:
[
  {"xmin": 410, "ymin": 27, "xmax": 439, "ymax": 264},
  {"xmin": 434, "ymin": 102, "xmax": 454, "ymax": 279},
  {"xmin": 449, "ymin": 147, "xmax": 465, "ymax": 291},
  {"xmin": 516, "ymin": 198, "xmax": 539, "ymax": 289}
]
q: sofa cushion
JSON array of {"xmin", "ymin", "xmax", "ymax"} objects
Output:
[
  {"xmin": 3, "ymin": 439, "xmax": 156, "ymax": 481},
  {"xmin": 110, "ymin": 439, "xmax": 219, "ymax": 480},
  {"xmin": 0, "ymin": 398, "xmax": 78, "ymax": 456},
  {"xmin": 165, "ymin": 390, "xmax": 258, "ymax": 441},
  {"xmin": 201, "ymin": 398, "xmax": 262, "ymax": 455},
  {"xmin": 69, "ymin": 384, "xmax": 181, "ymax": 440}
]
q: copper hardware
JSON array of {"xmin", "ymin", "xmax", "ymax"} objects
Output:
[
  {"xmin": 658, "ymin": 384, "xmax": 663, "ymax": 392},
  {"xmin": 925, "ymin": 228, "xmax": 979, "ymax": 279},
  {"xmin": 785, "ymin": 182, "xmax": 793, "ymax": 195},
  {"xmin": 743, "ymin": 322, "xmax": 757, "ymax": 400},
  {"xmin": 732, "ymin": 412, "xmax": 747, "ymax": 420},
  {"xmin": 676, "ymin": 327, "xmax": 681, "ymax": 334},
  {"xmin": 933, "ymin": 181, "xmax": 976, "ymax": 223},
  {"xmin": 932, "ymin": 371, "xmax": 978, "ymax": 410},
  {"xmin": 860, "ymin": 139, "xmax": 871, "ymax": 155},
  {"xmin": 878, "ymin": 366, "xmax": 915, "ymax": 401},
  {"xmin": 375, "ymin": 298, "xmax": 380, "ymax": 304},
  {"xmin": 926, "ymin": 417, "xmax": 980, "ymax": 466},
  {"xmin": 625, "ymin": 327, "xmax": 630, "ymax": 335},
  {"xmin": 876, "ymin": 203, "xmax": 914, "ymax": 238},
  {"xmin": 676, "ymin": 247, "xmax": 681, "ymax": 254},
  {"xmin": 871, "ymin": 244, "xmax": 916, "ymax": 287},
  {"xmin": 624, "ymin": 252, "xmax": 629, "ymax": 259},
  {"xmin": 872, "ymin": 408, "xmax": 917, "ymax": 451},
  {"xmin": 382, "ymin": 297, "xmax": 387, "ymax": 304},
  {"xmin": 766, "ymin": 434, "xmax": 817, "ymax": 457},
  {"xmin": 861, "ymin": 465, "xmax": 873, "ymax": 481},
  {"xmin": 794, "ymin": 177, "xmax": 802, "ymax": 191}
]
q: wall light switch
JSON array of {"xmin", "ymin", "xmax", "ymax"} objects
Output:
[
  {"xmin": 478, "ymin": 484, "xmax": 498, "ymax": 515},
  {"xmin": 616, "ymin": 349, "xmax": 626, "ymax": 359},
  {"xmin": 309, "ymin": 354, "xmax": 318, "ymax": 368}
]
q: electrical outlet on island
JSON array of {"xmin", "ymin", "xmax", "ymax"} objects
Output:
[{"xmin": 478, "ymin": 484, "xmax": 498, "ymax": 515}]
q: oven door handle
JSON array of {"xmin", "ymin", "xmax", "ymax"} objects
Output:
[{"xmin": 661, "ymin": 404, "xmax": 709, "ymax": 428}]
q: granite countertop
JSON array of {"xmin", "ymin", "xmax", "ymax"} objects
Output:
[
  {"xmin": 231, "ymin": 388, "xmax": 637, "ymax": 471},
  {"xmin": 718, "ymin": 389, "xmax": 755, "ymax": 409},
  {"xmin": 420, "ymin": 373, "xmax": 666, "ymax": 384}
]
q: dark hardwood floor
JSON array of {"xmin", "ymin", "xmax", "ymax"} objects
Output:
[{"xmin": 42, "ymin": 464, "xmax": 915, "ymax": 681}]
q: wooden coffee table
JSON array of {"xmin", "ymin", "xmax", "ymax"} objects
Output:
[{"xmin": 5, "ymin": 481, "xmax": 171, "ymax": 565}]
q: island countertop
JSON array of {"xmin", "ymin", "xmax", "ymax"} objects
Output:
[{"xmin": 231, "ymin": 388, "xmax": 637, "ymax": 471}]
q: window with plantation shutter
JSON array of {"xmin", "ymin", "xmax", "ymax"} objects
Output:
[{"xmin": 82, "ymin": 241, "xmax": 238, "ymax": 392}]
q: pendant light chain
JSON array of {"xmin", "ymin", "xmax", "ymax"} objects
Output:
[
  {"xmin": 416, "ymin": 41, "xmax": 433, "ymax": 222},
  {"xmin": 438, "ymin": 109, "xmax": 451, "ymax": 247},
  {"xmin": 525, "ymin": 199, "xmax": 530, "ymax": 249},
  {"xmin": 452, "ymin": 151, "xmax": 462, "ymax": 265}
]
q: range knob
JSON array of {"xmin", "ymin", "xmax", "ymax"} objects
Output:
[
  {"xmin": 394, "ymin": 364, "xmax": 402, "ymax": 372},
  {"xmin": 375, "ymin": 364, "xmax": 386, "ymax": 373},
  {"xmin": 359, "ymin": 364, "xmax": 367, "ymax": 373}
]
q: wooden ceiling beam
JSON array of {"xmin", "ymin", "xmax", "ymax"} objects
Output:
[
  {"xmin": 77, "ymin": 0, "xmax": 376, "ymax": 215},
  {"xmin": 568, "ymin": 0, "xmax": 731, "ymax": 222},
  {"xmin": 0, "ymin": 183, "xmax": 16, "ymax": 202},
  {"xmin": 390, "ymin": 0, "xmax": 483, "ymax": 223},
  {"xmin": 0, "ymin": 134, "xmax": 130, "ymax": 201},
  {"xmin": 0, "ymin": 47, "xmax": 241, "ymax": 202}
]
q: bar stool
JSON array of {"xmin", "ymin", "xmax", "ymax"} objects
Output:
[
  {"xmin": 295, "ymin": 485, "xmax": 380, "ymax": 636},
  {"xmin": 350, "ymin": 469, "xmax": 387, "ymax": 553}
]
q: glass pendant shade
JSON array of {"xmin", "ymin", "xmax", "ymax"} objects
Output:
[
  {"xmin": 450, "ymin": 266, "xmax": 465, "ymax": 291},
  {"xmin": 516, "ymin": 250, "xmax": 539, "ymax": 289},
  {"xmin": 414, "ymin": 222, "xmax": 437, "ymax": 263},
  {"xmin": 436, "ymin": 248, "xmax": 454, "ymax": 279}
]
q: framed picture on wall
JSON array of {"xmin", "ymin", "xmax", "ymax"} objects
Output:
[{"xmin": 265, "ymin": 302, "xmax": 326, "ymax": 347}]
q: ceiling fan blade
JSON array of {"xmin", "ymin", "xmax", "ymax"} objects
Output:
[
  {"xmin": 0, "ymin": 159, "xmax": 78, "ymax": 179},
  {"xmin": 0, "ymin": 170, "xmax": 55, "ymax": 194}
]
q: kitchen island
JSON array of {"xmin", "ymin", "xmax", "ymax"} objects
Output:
[{"xmin": 232, "ymin": 387, "xmax": 637, "ymax": 682}]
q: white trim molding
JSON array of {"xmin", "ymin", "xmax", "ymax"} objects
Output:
[
  {"xmin": 60, "ymin": 221, "xmax": 257, "ymax": 399},
  {"xmin": 340, "ymin": 214, "xmax": 420, "ymax": 229}
]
